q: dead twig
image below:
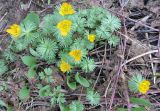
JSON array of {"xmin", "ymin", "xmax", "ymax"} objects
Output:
[
  {"xmin": 93, "ymin": 44, "xmax": 107, "ymax": 89},
  {"xmin": 0, "ymin": 12, "xmax": 8, "ymax": 23},
  {"xmin": 106, "ymin": 8, "xmax": 159, "ymax": 32},
  {"xmin": 131, "ymin": 14, "xmax": 152, "ymax": 31},
  {"xmin": 122, "ymin": 49, "xmax": 159, "ymax": 66}
]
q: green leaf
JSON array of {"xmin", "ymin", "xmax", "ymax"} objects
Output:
[
  {"xmin": 117, "ymin": 107, "xmax": 147, "ymax": 111},
  {"xmin": 0, "ymin": 59, "xmax": 8, "ymax": 75},
  {"xmin": 29, "ymin": 48, "xmax": 40, "ymax": 57},
  {"xmin": 81, "ymin": 58, "xmax": 95, "ymax": 73},
  {"xmin": 19, "ymin": 86, "xmax": 30, "ymax": 100},
  {"xmin": 21, "ymin": 56, "xmax": 36, "ymax": 67},
  {"xmin": 130, "ymin": 97, "xmax": 152, "ymax": 107},
  {"xmin": 27, "ymin": 67, "xmax": 36, "ymax": 79},
  {"xmin": 108, "ymin": 35, "xmax": 120, "ymax": 46},
  {"xmin": 60, "ymin": 104, "xmax": 71, "ymax": 111},
  {"xmin": 86, "ymin": 88, "xmax": 101, "ymax": 105},
  {"xmin": 36, "ymin": 38, "xmax": 58, "ymax": 62},
  {"xmin": 117, "ymin": 108, "xmax": 128, "ymax": 111},
  {"xmin": 57, "ymin": 93, "xmax": 66, "ymax": 104},
  {"xmin": 61, "ymin": 106, "xmax": 71, "ymax": 111},
  {"xmin": 67, "ymin": 76, "xmax": 77, "ymax": 90},
  {"xmin": 44, "ymin": 68, "xmax": 52, "ymax": 75},
  {"xmin": 7, "ymin": 105, "xmax": 14, "ymax": 111},
  {"xmin": 128, "ymin": 74, "xmax": 144, "ymax": 92},
  {"xmin": 0, "ymin": 100, "xmax": 6, "ymax": 107},
  {"xmin": 132, "ymin": 107, "xmax": 146, "ymax": 111},
  {"xmin": 24, "ymin": 12, "xmax": 40, "ymax": 27},
  {"xmin": 75, "ymin": 73, "xmax": 90, "ymax": 87},
  {"xmin": 39, "ymin": 85, "xmax": 51, "ymax": 97},
  {"xmin": 69, "ymin": 101, "xmax": 84, "ymax": 111}
]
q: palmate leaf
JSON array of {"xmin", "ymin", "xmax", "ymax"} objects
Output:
[
  {"xmin": 128, "ymin": 74, "xmax": 144, "ymax": 92},
  {"xmin": 3, "ymin": 50, "xmax": 16, "ymax": 62},
  {"xmin": 59, "ymin": 51, "xmax": 73, "ymax": 65},
  {"xmin": 40, "ymin": 14, "xmax": 55, "ymax": 35},
  {"xmin": 36, "ymin": 38, "xmax": 58, "ymax": 62},
  {"xmin": 96, "ymin": 26, "xmax": 111, "ymax": 40},
  {"xmin": 44, "ymin": 68, "xmax": 52, "ymax": 76},
  {"xmin": 23, "ymin": 12, "xmax": 40, "ymax": 27},
  {"xmin": 73, "ymin": 39, "xmax": 94, "ymax": 50},
  {"xmin": 20, "ymin": 12, "xmax": 39, "ymax": 40},
  {"xmin": 57, "ymin": 36, "xmax": 73, "ymax": 48},
  {"xmin": 39, "ymin": 85, "xmax": 51, "ymax": 97},
  {"xmin": 14, "ymin": 38, "xmax": 28, "ymax": 52},
  {"xmin": 29, "ymin": 48, "xmax": 40, "ymax": 57},
  {"xmin": 86, "ymin": 88, "xmax": 101, "ymax": 105},
  {"xmin": 78, "ymin": 9, "xmax": 88, "ymax": 17},
  {"xmin": 0, "ymin": 100, "xmax": 6, "ymax": 107},
  {"xmin": 81, "ymin": 58, "xmax": 95, "ymax": 73},
  {"xmin": 73, "ymin": 17, "xmax": 86, "ymax": 34},
  {"xmin": 69, "ymin": 101, "xmax": 84, "ymax": 111},
  {"xmin": 25, "ymin": 32, "xmax": 41, "ymax": 44},
  {"xmin": 21, "ymin": 21, "xmax": 37, "ymax": 36},
  {"xmin": 108, "ymin": 35, "xmax": 120, "ymax": 46},
  {"xmin": 0, "ymin": 59, "xmax": 8, "ymax": 75},
  {"xmin": 102, "ymin": 13, "xmax": 121, "ymax": 32},
  {"xmin": 56, "ymin": 93, "xmax": 66, "ymax": 104}
]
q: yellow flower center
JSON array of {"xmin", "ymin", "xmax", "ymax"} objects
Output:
[
  {"xmin": 60, "ymin": 60, "xmax": 71, "ymax": 73},
  {"xmin": 59, "ymin": 2, "xmax": 75, "ymax": 16},
  {"xmin": 6, "ymin": 24, "xmax": 21, "ymax": 38},
  {"xmin": 57, "ymin": 20, "xmax": 72, "ymax": 37},
  {"xmin": 138, "ymin": 80, "xmax": 150, "ymax": 94},
  {"xmin": 87, "ymin": 34, "xmax": 96, "ymax": 42},
  {"xmin": 69, "ymin": 50, "xmax": 82, "ymax": 62}
]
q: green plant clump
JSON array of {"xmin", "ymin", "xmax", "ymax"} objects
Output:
[{"xmin": 1, "ymin": 2, "xmax": 121, "ymax": 110}]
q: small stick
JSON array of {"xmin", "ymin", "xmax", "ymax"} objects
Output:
[
  {"xmin": 106, "ymin": 8, "xmax": 159, "ymax": 32},
  {"xmin": 28, "ymin": 0, "xmax": 33, "ymax": 9},
  {"xmin": 93, "ymin": 44, "xmax": 107, "ymax": 89},
  {"xmin": 122, "ymin": 50, "xmax": 159, "ymax": 66},
  {"xmin": 145, "ymin": 33, "xmax": 157, "ymax": 84},
  {"xmin": 0, "ymin": 12, "xmax": 8, "ymax": 23}
]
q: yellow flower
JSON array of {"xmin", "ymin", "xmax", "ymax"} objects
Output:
[
  {"xmin": 59, "ymin": 2, "xmax": 75, "ymax": 16},
  {"xmin": 57, "ymin": 20, "xmax": 72, "ymax": 37},
  {"xmin": 60, "ymin": 60, "xmax": 71, "ymax": 73},
  {"xmin": 6, "ymin": 24, "xmax": 21, "ymax": 38},
  {"xmin": 69, "ymin": 50, "xmax": 82, "ymax": 62},
  {"xmin": 87, "ymin": 34, "xmax": 96, "ymax": 42},
  {"xmin": 138, "ymin": 80, "xmax": 150, "ymax": 94}
]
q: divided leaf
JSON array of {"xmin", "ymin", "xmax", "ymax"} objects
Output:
[
  {"xmin": 69, "ymin": 101, "xmax": 84, "ymax": 111},
  {"xmin": 24, "ymin": 12, "xmax": 40, "ymax": 27},
  {"xmin": 39, "ymin": 85, "xmax": 51, "ymax": 97},
  {"xmin": 0, "ymin": 100, "xmax": 6, "ymax": 107}
]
